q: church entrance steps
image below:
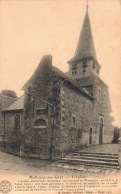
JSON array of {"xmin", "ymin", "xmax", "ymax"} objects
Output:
[
  {"xmin": 66, "ymin": 155, "xmax": 118, "ymax": 163},
  {"xmin": 71, "ymin": 152, "xmax": 118, "ymax": 158},
  {"xmin": 60, "ymin": 151, "xmax": 120, "ymax": 169}
]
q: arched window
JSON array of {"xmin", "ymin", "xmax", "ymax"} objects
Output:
[
  {"xmin": 34, "ymin": 119, "xmax": 46, "ymax": 128},
  {"xmin": 14, "ymin": 114, "xmax": 20, "ymax": 130}
]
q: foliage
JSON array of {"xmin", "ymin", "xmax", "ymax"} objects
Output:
[{"xmin": 1, "ymin": 90, "xmax": 17, "ymax": 98}]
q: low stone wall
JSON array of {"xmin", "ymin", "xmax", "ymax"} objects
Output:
[{"xmin": 0, "ymin": 141, "xmax": 20, "ymax": 156}]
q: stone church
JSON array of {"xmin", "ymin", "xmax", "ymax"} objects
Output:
[{"xmin": 0, "ymin": 8, "xmax": 114, "ymax": 159}]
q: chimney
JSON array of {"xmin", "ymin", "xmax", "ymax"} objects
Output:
[{"xmin": 41, "ymin": 55, "xmax": 52, "ymax": 67}]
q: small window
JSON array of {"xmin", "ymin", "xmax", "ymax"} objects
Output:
[
  {"xmin": 72, "ymin": 115, "xmax": 76, "ymax": 126},
  {"xmin": 82, "ymin": 64, "xmax": 87, "ymax": 68},
  {"xmin": 14, "ymin": 114, "xmax": 20, "ymax": 130},
  {"xmin": 34, "ymin": 119, "xmax": 46, "ymax": 128},
  {"xmin": 72, "ymin": 71, "xmax": 77, "ymax": 75},
  {"xmin": 78, "ymin": 128, "xmax": 82, "ymax": 138},
  {"xmin": 93, "ymin": 62, "xmax": 96, "ymax": 69},
  {"xmin": 98, "ymin": 88, "xmax": 101, "ymax": 101},
  {"xmin": 72, "ymin": 64, "xmax": 77, "ymax": 70},
  {"xmin": 83, "ymin": 69, "xmax": 86, "ymax": 73},
  {"xmin": 82, "ymin": 61, "xmax": 87, "ymax": 68},
  {"xmin": 62, "ymin": 116, "xmax": 65, "ymax": 121},
  {"xmin": 100, "ymin": 118, "xmax": 104, "ymax": 125},
  {"xmin": 27, "ymin": 94, "xmax": 31, "ymax": 102}
]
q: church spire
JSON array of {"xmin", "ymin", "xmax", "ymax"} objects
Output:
[
  {"xmin": 75, "ymin": 7, "xmax": 97, "ymax": 61},
  {"xmin": 67, "ymin": 4, "xmax": 101, "ymax": 79},
  {"xmin": 86, "ymin": 0, "xmax": 89, "ymax": 10},
  {"xmin": 68, "ymin": 4, "xmax": 97, "ymax": 63}
]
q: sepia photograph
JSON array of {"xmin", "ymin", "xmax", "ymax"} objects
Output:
[{"xmin": 0, "ymin": 0, "xmax": 121, "ymax": 193}]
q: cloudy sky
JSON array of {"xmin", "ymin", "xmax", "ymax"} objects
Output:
[{"xmin": 0, "ymin": 0, "xmax": 121, "ymax": 126}]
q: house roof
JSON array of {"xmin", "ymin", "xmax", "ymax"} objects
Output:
[
  {"xmin": 23, "ymin": 55, "xmax": 53, "ymax": 90},
  {"xmin": 0, "ymin": 94, "xmax": 17, "ymax": 111},
  {"xmin": 76, "ymin": 75, "xmax": 96, "ymax": 87},
  {"xmin": 3, "ymin": 95, "xmax": 24, "ymax": 112},
  {"xmin": 76, "ymin": 74, "xmax": 108, "ymax": 88},
  {"xmin": 52, "ymin": 66, "xmax": 94, "ymax": 99}
]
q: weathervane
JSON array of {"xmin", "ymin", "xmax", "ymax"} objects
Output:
[{"xmin": 86, "ymin": 0, "xmax": 89, "ymax": 10}]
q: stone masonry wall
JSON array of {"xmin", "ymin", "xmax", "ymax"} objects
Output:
[
  {"xmin": 0, "ymin": 110, "xmax": 23, "ymax": 155},
  {"xmin": 0, "ymin": 95, "xmax": 16, "ymax": 136},
  {"xmin": 59, "ymin": 83, "xmax": 94, "ymax": 156},
  {"xmin": 21, "ymin": 62, "xmax": 63, "ymax": 160},
  {"xmin": 92, "ymin": 80, "xmax": 114, "ymax": 144}
]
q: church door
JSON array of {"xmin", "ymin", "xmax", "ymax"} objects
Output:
[
  {"xmin": 89, "ymin": 128, "xmax": 92, "ymax": 144},
  {"xmin": 99, "ymin": 119, "xmax": 103, "ymax": 144}
]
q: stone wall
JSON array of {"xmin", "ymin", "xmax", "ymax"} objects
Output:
[
  {"xmin": 0, "ymin": 95, "xmax": 16, "ymax": 135},
  {"xmin": 21, "ymin": 96, "xmax": 53, "ymax": 159},
  {"xmin": 59, "ymin": 78, "xmax": 114, "ymax": 156},
  {"xmin": 0, "ymin": 110, "xmax": 23, "ymax": 155},
  {"xmin": 21, "ymin": 60, "xmax": 63, "ymax": 160},
  {"xmin": 0, "ymin": 95, "xmax": 18, "ymax": 153},
  {"xmin": 59, "ymin": 83, "xmax": 94, "ymax": 156},
  {"xmin": 4, "ymin": 111, "xmax": 24, "ymax": 133},
  {"xmin": 92, "ymin": 79, "xmax": 114, "ymax": 144}
]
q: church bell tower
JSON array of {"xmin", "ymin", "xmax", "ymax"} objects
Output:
[{"xmin": 67, "ymin": 6, "xmax": 101, "ymax": 79}]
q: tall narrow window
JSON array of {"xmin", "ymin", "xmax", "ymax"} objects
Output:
[
  {"xmin": 72, "ymin": 64, "xmax": 77, "ymax": 75},
  {"xmin": 14, "ymin": 114, "xmax": 20, "ymax": 130},
  {"xmin": 98, "ymin": 88, "xmax": 101, "ymax": 101},
  {"xmin": 89, "ymin": 128, "xmax": 92, "ymax": 144},
  {"xmin": 82, "ymin": 61, "xmax": 87, "ymax": 73},
  {"xmin": 27, "ymin": 93, "xmax": 31, "ymax": 102},
  {"xmin": 78, "ymin": 128, "xmax": 82, "ymax": 138},
  {"xmin": 99, "ymin": 118, "xmax": 104, "ymax": 144},
  {"xmin": 72, "ymin": 115, "xmax": 76, "ymax": 127}
]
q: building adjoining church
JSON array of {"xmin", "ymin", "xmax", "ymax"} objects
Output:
[{"xmin": 0, "ymin": 8, "xmax": 114, "ymax": 160}]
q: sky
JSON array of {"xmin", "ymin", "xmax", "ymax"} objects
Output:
[{"xmin": 0, "ymin": 0, "xmax": 121, "ymax": 127}]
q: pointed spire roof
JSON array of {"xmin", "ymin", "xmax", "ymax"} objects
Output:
[{"xmin": 68, "ymin": 8, "xmax": 98, "ymax": 64}]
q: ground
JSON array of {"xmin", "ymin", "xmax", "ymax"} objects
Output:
[
  {"xmin": 0, "ymin": 150, "xmax": 120, "ymax": 177},
  {"xmin": 80, "ymin": 143, "xmax": 118, "ymax": 153}
]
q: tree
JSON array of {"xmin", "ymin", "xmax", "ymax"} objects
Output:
[{"xmin": 1, "ymin": 90, "xmax": 17, "ymax": 98}]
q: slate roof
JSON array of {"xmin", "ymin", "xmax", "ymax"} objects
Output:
[
  {"xmin": 23, "ymin": 55, "xmax": 94, "ymax": 100},
  {"xmin": 3, "ymin": 95, "xmax": 24, "ymax": 112},
  {"xmin": 76, "ymin": 75, "xmax": 96, "ymax": 86},
  {"xmin": 0, "ymin": 94, "xmax": 17, "ymax": 111},
  {"xmin": 52, "ymin": 66, "xmax": 94, "ymax": 99},
  {"xmin": 68, "ymin": 9, "xmax": 100, "ymax": 67},
  {"xmin": 23, "ymin": 55, "xmax": 52, "ymax": 89},
  {"xmin": 76, "ymin": 74, "xmax": 108, "ymax": 87}
]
